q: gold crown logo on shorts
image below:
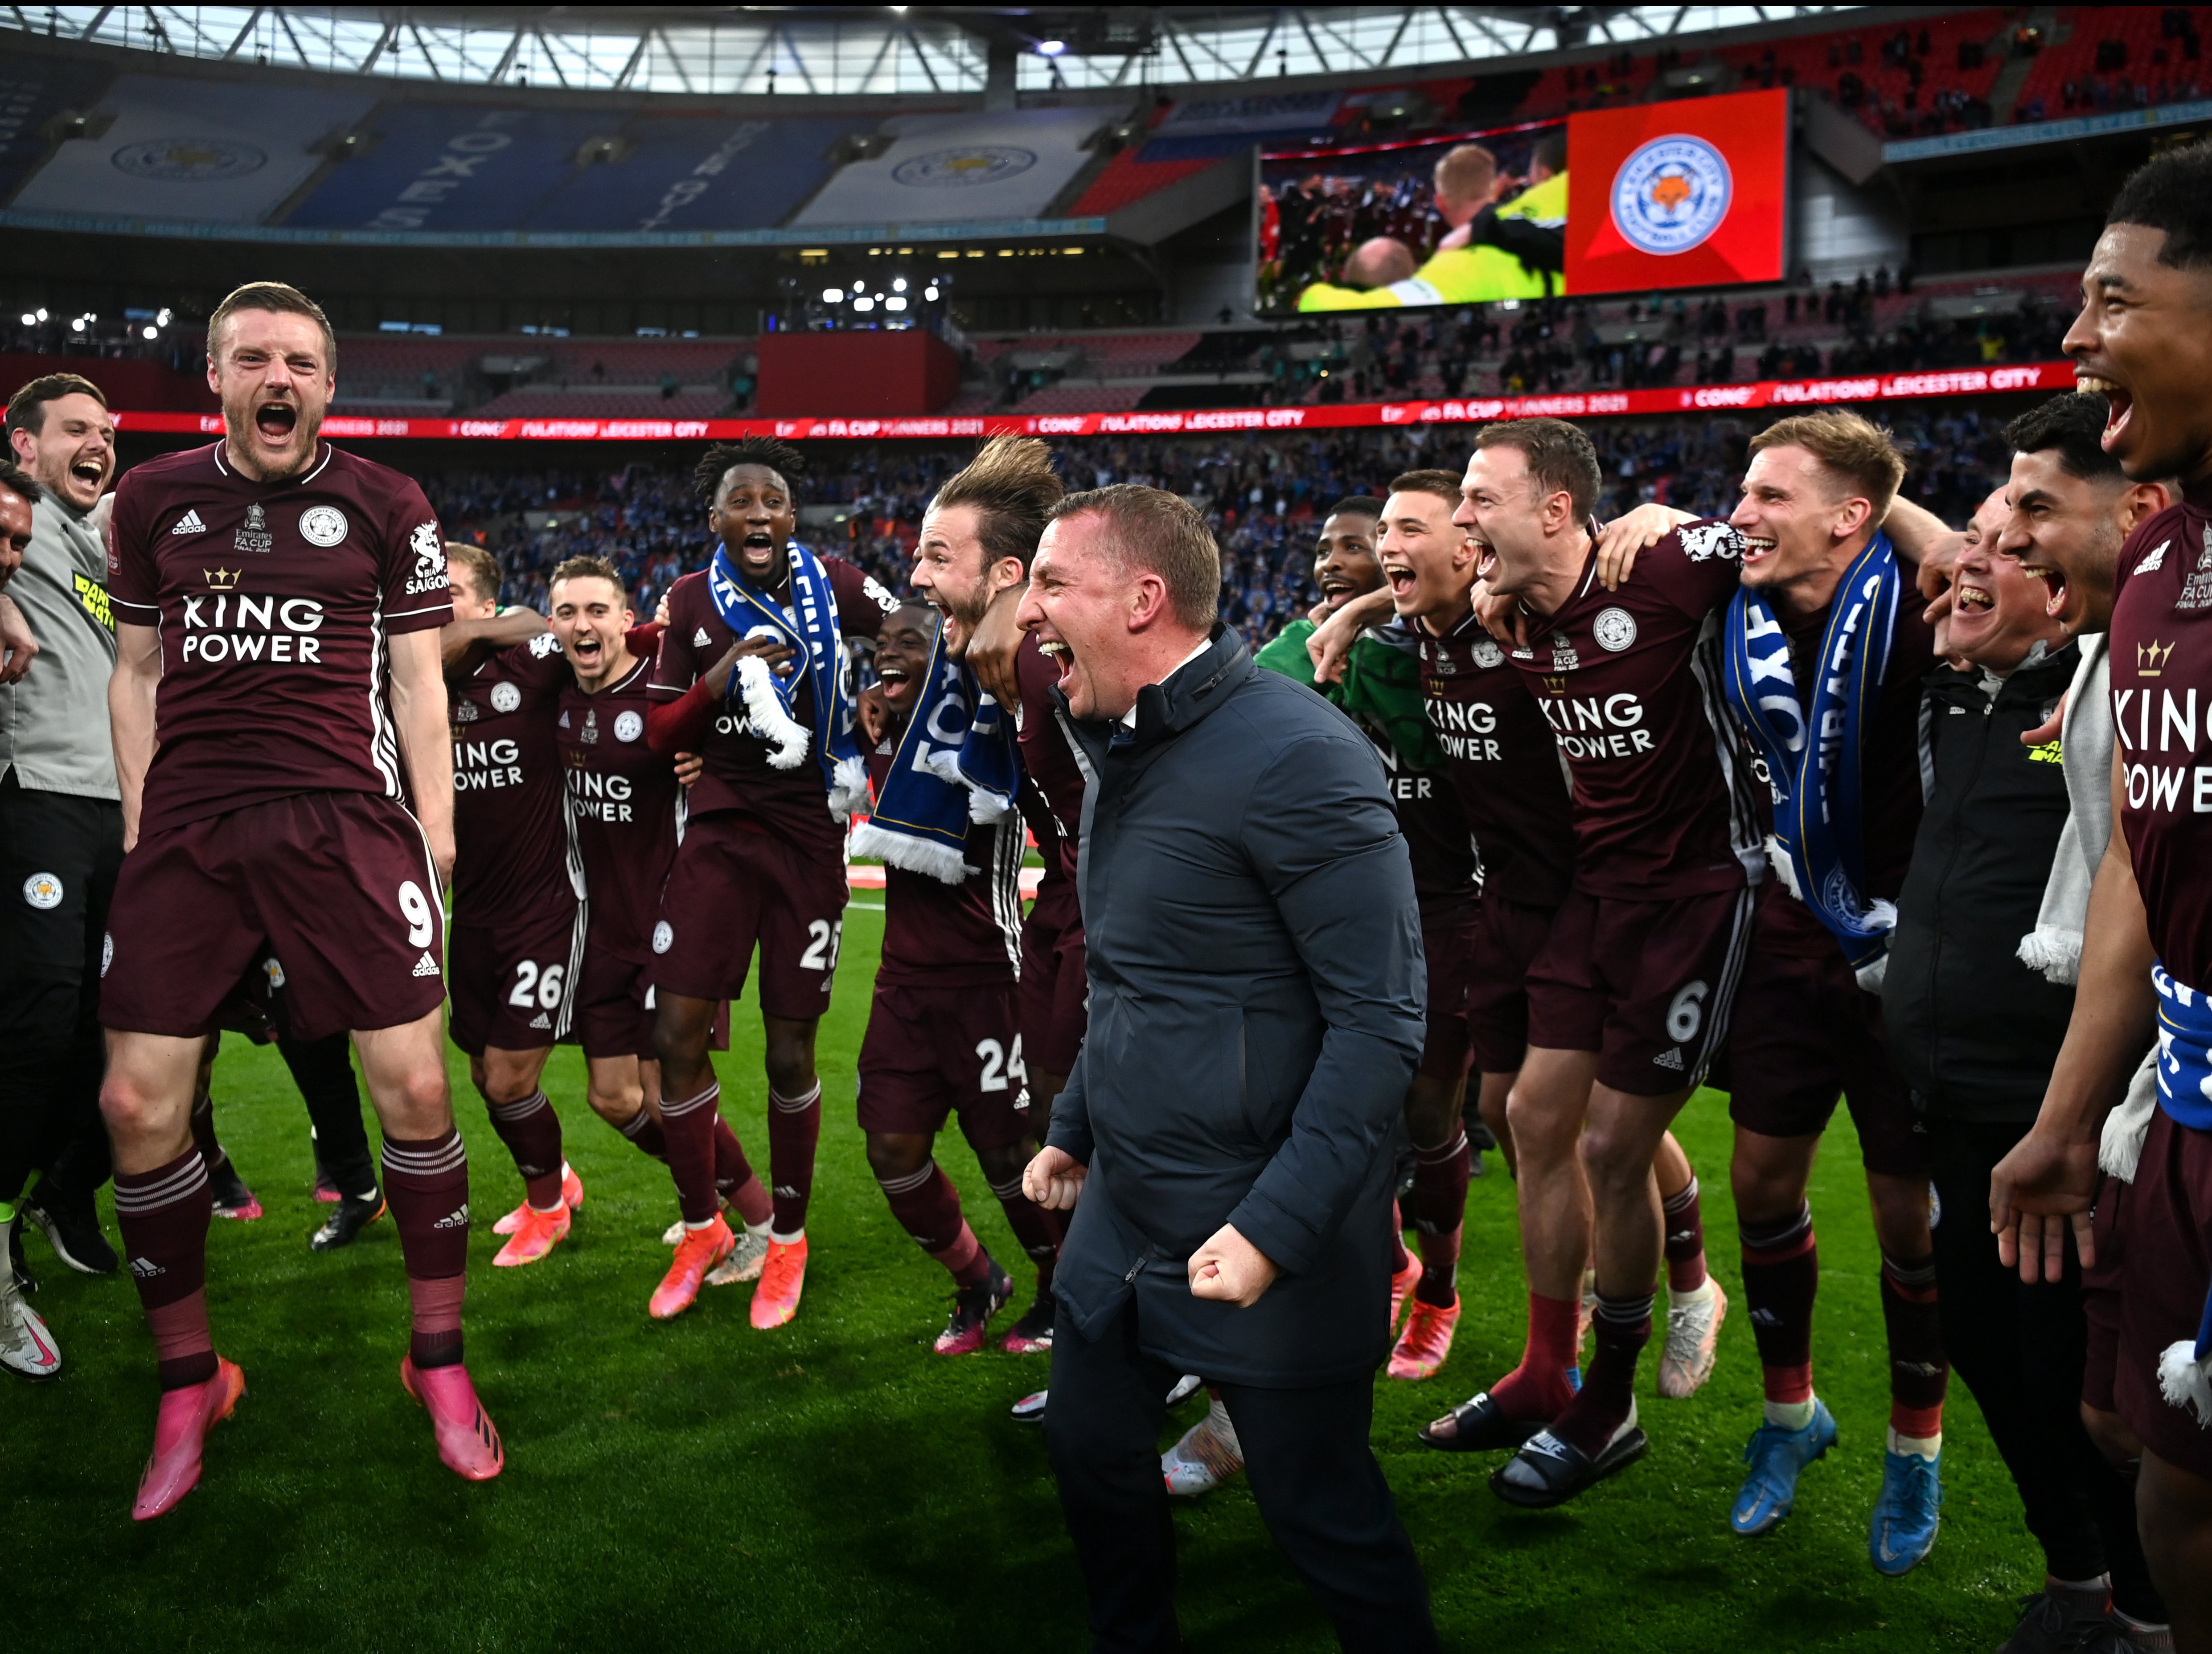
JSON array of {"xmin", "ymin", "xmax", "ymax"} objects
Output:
[
  {"xmin": 2139, "ymin": 639, "xmax": 2175, "ymax": 676},
  {"xmin": 204, "ymin": 568, "xmax": 241, "ymax": 591}
]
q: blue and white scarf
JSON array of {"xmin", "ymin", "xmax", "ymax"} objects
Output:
[
  {"xmin": 1724, "ymin": 530, "xmax": 1904, "ymax": 978},
  {"xmin": 847, "ymin": 625, "xmax": 1022, "ymax": 884},
  {"xmin": 706, "ymin": 538, "xmax": 868, "ymax": 817},
  {"xmin": 2148, "ymin": 967, "xmax": 2212, "ymax": 1387}
]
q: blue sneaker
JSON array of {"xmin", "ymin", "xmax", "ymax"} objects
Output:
[
  {"xmin": 1868, "ymin": 1447, "xmax": 1941, "ymax": 1576},
  {"xmin": 1729, "ymin": 1400, "xmax": 1839, "ymax": 1536}
]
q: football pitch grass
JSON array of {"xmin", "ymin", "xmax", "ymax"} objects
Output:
[{"xmin": 12, "ymin": 903, "xmax": 2043, "ymax": 1653}]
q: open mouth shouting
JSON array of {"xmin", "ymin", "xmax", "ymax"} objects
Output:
[
  {"xmin": 736, "ymin": 526, "xmax": 782, "ymax": 577},
  {"xmin": 2076, "ymin": 370, "xmax": 2132, "ymax": 454},
  {"xmin": 1953, "ymin": 580, "xmax": 1994, "ymax": 618},
  {"xmin": 253, "ymin": 399, "xmax": 297, "ymax": 447},
  {"xmin": 1739, "ymin": 533, "xmax": 1778, "ymax": 573},
  {"xmin": 1036, "ymin": 636, "xmax": 1074, "ymax": 692},
  {"xmin": 569, "ymin": 629, "xmax": 605, "ymax": 669},
  {"xmin": 875, "ymin": 656, "xmax": 919, "ymax": 710},
  {"xmin": 2018, "ymin": 559, "xmax": 2070, "ymax": 622}
]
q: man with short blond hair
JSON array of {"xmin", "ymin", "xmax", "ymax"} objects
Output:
[{"xmin": 100, "ymin": 280, "xmax": 499, "ymax": 1517}]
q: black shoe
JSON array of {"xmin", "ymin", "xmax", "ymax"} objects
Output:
[
  {"xmin": 310, "ymin": 1192, "xmax": 386, "ymax": 1252},
  {"xmin": 1490, "ymin": 1420, "xmax": 1649, "ymax": 1508},
  {"xmin": 1418, "ymin": 1389, "xmax": 1548, "ymax": 1453},
  {"xmin": 935, "ymin": 1256, "xmax": 1014, "ymax": 1354},
  {"xmin": 21, "ymin": 1191, "xmax": 118, "ymax": 1274},
  {"xmin": 207, "ymin": 1155, "xmax": 262, "ymax": 1220},
  {"xmin": 8, "ymin": 1221, "xmax": 35, "ymax": 1295},
  {"xmin": 1000, "ymin": 1293, "xmax": 1055, "ymax": 1354},
  {"xmin": 1470, "ymin": 1147, "xmax": 1486, "ymax": 1179},
  {"xmin": 1467, "ymin": 1119, "xmax": 1499, "ymax": 1153},
  {"xmin": 1994, "ymin": 1587, "xmax": 2118, "ymax": 1654}
]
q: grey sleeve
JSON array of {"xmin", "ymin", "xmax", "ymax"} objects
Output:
[{"xmin": 1224, "ymin": 724, "xmax": 1425, "ymax": 1277}]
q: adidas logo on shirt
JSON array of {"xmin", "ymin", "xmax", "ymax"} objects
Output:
[
  {"xmin": 694, "ymin": 627, "xmax": 712, "ymax": 647},
  {"xmin": 1653, "ymin": 1047, "xmax": 1685, "ymax": 1071},
  {"xmin": 412, "ymin": 950, "xmax": 440, "ymax": 978},
  {"xmin": 529, "ymin": 1012, "xmax": 551, "ymax": 1030},
  {"xmin": 170, "ymin": 510, "xmax": 207, "ymax": 536},
  {"xmin": 128, "ymin": 1256, "xmax": 165, "ymax": 1279},
  {"xmin": 434, "ymin": 1205, "xmax": 471, "ymax": 1229}
]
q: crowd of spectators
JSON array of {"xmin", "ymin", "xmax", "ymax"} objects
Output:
[{"xmin": 421, "ymin": 409, "xmax": 2011, "ymax": 651}]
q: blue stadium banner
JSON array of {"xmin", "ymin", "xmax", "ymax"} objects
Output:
[
  {"xmin": 11, "ymin": 73, "xmax": 374, "ymax": 224},
  {"xmin": 528, "ymin": 113, "xmax": 853, "ymax": 232},
  {"xmin": 791, "ymin": 106, "xmax": 1116, "ymax": 229},
  {"xmin": 1138, "ymin": 90, "xmax": 1344, "ymax": 164},
  {"xmin": 286, "ymin": 104, "xmax": 609, "ymax": 231},
  {"xmin": 0, "ymin": 56, "xmax": 113, "ymax": 203}
]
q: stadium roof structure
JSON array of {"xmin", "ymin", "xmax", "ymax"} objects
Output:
[{"xmin": 10, "ymin": 6, "xmax": 1869, "ymax": 98}]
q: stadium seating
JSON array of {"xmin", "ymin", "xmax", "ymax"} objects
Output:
[{"xmin": 2012, "ymin": 6, "xmax": 2212, "ymax": 123}]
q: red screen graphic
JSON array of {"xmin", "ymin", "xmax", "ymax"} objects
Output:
[{"xmin": 1565, "ymin": 89, "xmax": 1790, "ymax": 296}]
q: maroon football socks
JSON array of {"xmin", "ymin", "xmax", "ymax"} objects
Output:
[
  {"xmin": 1549, "ymin": 1291, "xmax": 1653, "ymax": 1458},
  {"xmin": 616, "ymin": 1104, "xmax": 667, "ymax": 1160},
  {"xmin": 987, "ymin": 1171, "xmax": 1065, "ymax": 1291},
  {"xmin": 1880, "ymin": 1250, "xmax": 1948, "ymax": 1442},
  {"xmin": 1740, "ymin": 1204, "xmax": 1818, "ymax": 1406},
  {"xmin": 879, "ymin": 1160, "xmax": 991, "ymax": 1287},
  {"xmin": 381, "ymin": 1130, "xmax": 470, "ymax": 1370},
  {"xmin": 1411, "ymin": 1127, "xmax": 1470, "ymax": 1307},
  {"xmin": 484, "ymin": 1089, "xmax": 565, "ymax": 1211},
  {"xmin": 767, "ymin": 1080, "xmax": 821, "ymax": 1237},
  {"xmin": 712, "ymin": 1118, "xmax": 773, "ymax": 1227},
  {"xmin": 114, "ymin": 1149, "xmax": 218, "ymax": 1390},
  {"xmin": 1488, "ymin": 1290, "xmax": 1581, "ymax": 1423},
  {"xmin": 1662, "ymin": 1175, "xmax": 1709, "ymax": 1294},
  {"xmin": 658, "ymin": 1081, "xmax": 722, "ymax": 1224}
]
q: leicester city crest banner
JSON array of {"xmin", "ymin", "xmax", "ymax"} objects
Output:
[
  {"xmin": 788, "ymin": 106, "xmax": 1116, "ymax": 228},
  {"xmin": 11, "ymin": 74, "xmax": 376, "ymax": 224}
]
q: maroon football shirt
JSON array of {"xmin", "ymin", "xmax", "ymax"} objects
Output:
[
  {"xmin": 448, "ymin": 631, "xmax": 576, "ymax": 923},
  {"xmin": 649, "ymin": 555, "xmax": 897, "ymax": 862},
  {"xmin": 1507, "ymin": 520, "xmax": 1765, "ymax": 899},
  {"xmin": 864, "ymin": 740, "xmax": 1023, "ymax": 987},
  {"xmin": 107, "ymin": 441, "xmax": 452, "ymax": 838},
  {"xmin": 560, "ymin": 649, "xmax": 681, "ymax": 964},
  {"xmin": 1417, "ymin": 609, "xmax": 1576, "ymax": 911},
  {"xmin": 2110, "ymin": 477, "xmax": 2212, "ymax": 988},
  {"xmin": 1013, "ymin": 632, "xmax": 1088, "ymax": 929},
  {"xmin": 1753, "ymin": 583, "xmax": 1935, "ymax": 958}
]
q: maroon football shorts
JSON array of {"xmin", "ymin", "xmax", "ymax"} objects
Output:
[
  {"xmin": 1018, "ymin": 878, "xmax": 1087, "ymax": 1077},
  {"xmin": 2111, "ymin": 1108, "xmax": 2212, "ymax": 1478},
  {"xmin": 649, "ymin": 813, "xmax": 849, "ymax": 1021},
  {"xmin": 447, "ymin": 896, "xmax": 584, "ymax": 1057},
  {"xmin": 570, "ymin": 946, "xmax": 657, "ymax": 1061},
  {"xmin": 1715, "ymin": 939, "xmax": 1929, "ymax": 1177},
  {"xmin": 2083, "ymin": 1168, "xmax": 2126, "ymax": 1417},
  {"xmin": 1417, "ymin": 905, "xmax": 1477, "ymax": 1082},
  {"xmin": 1465, "ymin": 893, "xmax": 1560, "ymax": 1077},
  {"xmin": 1524, "ymin": 884, "xmax": 1758, "ymax": 1097},
  {"xmin": 102, "ymin": 791, "xmax": 447, "ymax": 1044},
  {"xmin": 857, "ymin": 978, "xmax": 1031, "ymax": 1150}
]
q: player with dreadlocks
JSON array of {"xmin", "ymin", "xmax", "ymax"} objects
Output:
[{"xmin": 643, "ymin": 438, "xmax": 897, "ymax": 1324}]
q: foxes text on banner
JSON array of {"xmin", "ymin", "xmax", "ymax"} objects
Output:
[
  {"xmin": 108, "ymin": 361, "xmax": 2075, "ymax": 443},
  {"xmin": 1564, "ymin": 87, "xmax": 1791, "ymax": 296}
]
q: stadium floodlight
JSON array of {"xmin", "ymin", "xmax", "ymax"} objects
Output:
[
  {"xmin": 70, "ymin": 317, "xmax": 85, "ymax": 332},
  {"xmin": 892, "ymin": 277, "xmax": 907, "ymax": 293},
  {"xmin": 822, "ymin": 288, "xmax": 844, "ymax": 303},
  {"xmin": 854, "ymin": 295, "xmax": 876, "ymax": 312},
  {"xmin": 142, "ymin": 326, "xmax": 158, "ymax": 340},
  {"xmin": 157, "ymin": 308, "xmax": 172, "ymax": 325},
  {"xmin": 886, "ymin": 295, "xmax": 907, "ymax": 311},
  {"xmin": 923, "ymin": 287, "xmax": 940, "ymax": 302},
  {"xmin": 1036, "ymin": 39, "xmax": 1067, "ymax": 56},
  {"xmin": 17, "ymin": 314, "xmax": 32, "ymax": 328},
  {"xmin": 853, "ymin": 278, "xmax": 866, "ymax": 292},
  {"xmin": 35, "ymin": 308, "xmax": 47, "ymax": 322}
]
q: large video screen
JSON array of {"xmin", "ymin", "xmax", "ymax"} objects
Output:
[{"xmin": 1257, "ymin": 87, "xmax": 1789, "ymax": 314}]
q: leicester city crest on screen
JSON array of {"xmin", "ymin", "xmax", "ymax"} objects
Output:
[{"xmin": 1610, "ymin": 134, "xmax": 1732, "ymax": 256}]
